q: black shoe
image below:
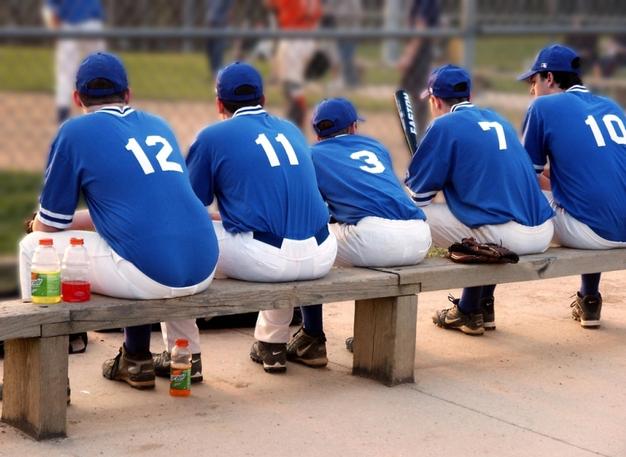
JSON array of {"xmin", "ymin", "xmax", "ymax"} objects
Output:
[
  {"xmin": 102, "ymin": 345, "xmax": 155, "ymax": 389},
  {"xmin": 250, "ymin": 341, "xmax": 287, "ymax": 373},
  {"xmin": 345, "ymin": 336, "xmax": 354, "ymax": 353},
  {"xmin": 481, "ymin": 296, "xmax": 495, "ymax": 330},
  {"xmin": 571, "ymin": 292, "xmax": 602, "ymax": 328},
  {"xmin": 153, "ymin": 350, "xmax": 203, "ymax": 383},
  {"xmin": 433, "ymin": 295, "xmax": 484, "ymax": 335},
  {"xmin": 286, "ymin": 327, "xmax": 328, "ymax": 367},
  {"xmin": 69, "ymin": 332, "xmax": 88, "ymax": 354}
]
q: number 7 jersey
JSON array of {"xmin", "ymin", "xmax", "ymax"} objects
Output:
[
  {"xmin": 38, "ymin": 105, "xmax": 219, "ymax": 287},
  {"xmin": 522, "ymin": 86, "xmax": 626, "ymax": 242}
]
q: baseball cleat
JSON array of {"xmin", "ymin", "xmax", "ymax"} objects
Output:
[
  {"xmin": 571, "ymin": 292, "xmax": 602, "ymax": 328},
  {"xmin": 286, "ymin": 327, "xmax": 328, "ymax": 367},
  {"xmin": 433, "ymin": 295, "xmax": 484, "ymax": 335},
  {"xmin": 250, "ymin": 341, "xmax": 287, "ymax": 373}
]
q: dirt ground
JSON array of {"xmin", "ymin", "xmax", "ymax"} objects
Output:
[{"xmin": 1, "ymin": 272, "xmax": 626, "ymax": 456}]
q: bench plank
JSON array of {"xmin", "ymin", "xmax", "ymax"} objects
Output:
[
  {"xmin": 32, "ymin": 268, "xmax": 417, "ymax": 336},
  {"xmin": 0, "ymin": 302, "xmax": 69, "ymax": 340},
  {"xmin": 2, "ymin": 335, "xmax": 69, "ymax": 440},
  {"xmin": 372, "ymin": 248, "xmax": 626, "ymax": 290}
]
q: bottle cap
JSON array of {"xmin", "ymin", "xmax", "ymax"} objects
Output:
[
  {"xmin": 175, "ymin": 338, "xmax": 189, "ymax": 347},
  {"xmin": 39, "ymin": 238, "xmax": 53, "ymax": 246},
  {"xmin": 70, "ymin": 237, "xmax": 84, "ymax": 246}
]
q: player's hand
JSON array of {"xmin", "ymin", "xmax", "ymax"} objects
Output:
[{"xmin": 24, "ymin": 212, "xmax": 37, "ymax": 234}]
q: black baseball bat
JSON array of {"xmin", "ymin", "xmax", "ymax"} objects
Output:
[{"xmin": 394, "ymin": 89, "xmax": 419, "ymax": 157}]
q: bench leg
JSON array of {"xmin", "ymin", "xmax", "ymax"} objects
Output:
[
  {"xmin": 1, "ymin": 335, "xmax": 69, "ymax": 440},
  {"xmin": 352, "ymin": 294, "xmax": 417, "ymax": 386}
]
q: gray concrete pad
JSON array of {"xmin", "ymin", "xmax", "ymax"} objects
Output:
[{"xmin": 1, "ymin": 273, "xmax": 626, "ymax": 456}]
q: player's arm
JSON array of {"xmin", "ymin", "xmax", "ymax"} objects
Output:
[
  {"xmin": 404, "ymin": 123, "xmax": 449, "ymax": 206},
  {"xmin": 42, "ymin": 0, "xmax": 62, "ymax": 29},
  {"xmin": 186, "ymin": 136, "xmax": 219, "ymax": 221},
  {"xmin": 397, "ymin": 17, "xmax": 426, "ymax": 71},
  {"xmin": 521, "ymin": 104, "xmax": 550, "ymax": 190}
]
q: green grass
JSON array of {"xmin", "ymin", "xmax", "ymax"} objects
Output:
[{"xmin": 0, "ymin": 171, "xmax": 42, "ymax": 255}]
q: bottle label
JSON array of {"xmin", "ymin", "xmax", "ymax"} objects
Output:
[
  {"xmin": 170, "ymin": 365, "xmax": 191, "ymax": 391},
  {"xmin": 32, "ymin": 271, "xmax": 61, "ymax": 298}
]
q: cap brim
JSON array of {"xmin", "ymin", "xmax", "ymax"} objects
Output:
[
  {"xmin": 419, "ymin": 88, "xmax": 431, "ymax": 100},
  {"xmin": 516, "ymin": 69, "xmax": 537, "ymax": 81}
]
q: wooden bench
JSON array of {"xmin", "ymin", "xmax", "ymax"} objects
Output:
[{"xmin": 1, "ymin": 247, "xmax": 625, "ymax": 440}]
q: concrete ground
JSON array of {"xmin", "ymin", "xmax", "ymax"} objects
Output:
[{"xmin": 1, "ymin": 272, "xmax": 626, "ymax": 457}]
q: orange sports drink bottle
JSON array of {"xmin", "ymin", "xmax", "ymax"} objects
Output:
[{"xmin": 170, "ymin": 338, "xmax": 192, "ymax": 397}]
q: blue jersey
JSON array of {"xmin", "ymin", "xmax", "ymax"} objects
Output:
[
  {"xmin": 406, "ymin": 102, "xmax": 553, "ymax": 228},
  {"xmin": 186, "ymin": 106, "xmax": 329, "ymax": 239},
  {"xmin": 522, "ymin": 85, "xmax": 626, "ymax": 242},
  {"xmin": 39, "ymin": 106, "xmax": 218, "ymax": 287},
  {"xmin": 311, "ymin": 134, "xmax": 425, "ymax": 224},
  {"xmin": 47, "ymin": 0, "xmax": 104, "ymax": 24}
]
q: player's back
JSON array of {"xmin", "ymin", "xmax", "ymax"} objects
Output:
[
  {"xmin": 187, "ymin": 106, "xmax": 329, "ymax": 239},
  {"xmin": 312, "ymin": 134, "xmax": 425, "ymax": 224},
  {"xmin": 52, "ymin": 106, "xmax": 218, "ymax": 287},
  {"xmin": 524, "ymin": 88, "xmax": 626, "ymax": 241},
  {"xmin": 413, "ymin": 102, "xmax": 552, "ymax": 227}
]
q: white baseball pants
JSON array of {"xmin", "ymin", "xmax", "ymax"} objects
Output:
[
  {"xmin": 161, "ymin": 220, "xmax": 337, "ymax": 350},
  {"xmin": 55, "ymin": 20, "xmax": 106, "ymax": 108},
  {"xmin": 331, "ymin": 216, "xmax": 432, "ymax": 267},
  {"xmin": 422, "ymin": 203, "xmax": 554, "ymax": 255},
  {"xmin": 546, "ymin": 193, "xmax": 626, "ymax": 249}
]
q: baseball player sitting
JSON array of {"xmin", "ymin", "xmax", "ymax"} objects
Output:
[
  {"xmin": 158, "ymin": 62, "xmax": 337, "ymax": 375},
  {"xmin": 288, "ymin": 97, "xmax": 432, "ymax": 366},
  {"xmin": 405, "ymin": 64, "xmax": 555, "ymax": 336},
  {"xmin": 519, "ymin": 44, "xmax": 626, "ymax": 328},
  {"xmin": 18, "ymin": 52, "xmax": 219, "ymax": 389}
]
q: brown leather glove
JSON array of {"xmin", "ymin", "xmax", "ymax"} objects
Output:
[
  {"xmin": 24, "ymin": 212, "xmax": 37, "ymax": 234},
  {"xmin": 447, "ymin": 237, "xmax": 519, "ymax": 264}
]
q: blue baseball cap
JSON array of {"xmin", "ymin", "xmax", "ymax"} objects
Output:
[
  {"xmin": 75, "ymin": 52, "xmax": 128, "ymax": 96},
  {"xmin": 517, "ymin": 44, "xmax": 581, "ymax": 81},
  {"xmin": 216, "ymin": 61, "xmax": 264, "ymax": 102},
  {"xmin": 420, "ymin": 64, "xmax": 471, "ymax": 100},
  {"xmin": 312, "ymin": 98, "xmax": 364, "ymax": 136}
]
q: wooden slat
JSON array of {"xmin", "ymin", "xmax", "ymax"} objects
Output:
[
  {"xmin": 372, "ymin": 248, "xmax": 626, "ymax": 290},
  {"xmin": 1, "ymin": 335, "xmax": 69, "ymax": 440},
  {"xmin": 352, "ymin": 295, "xmax": 417, "ymax": 386},
  {"xmin": 0, "ymin": 302, "xmax": 69, "ymax": 340},
  {"xmin": 10, "ymin": 267, "xmax": 415, "ymax": 336}
]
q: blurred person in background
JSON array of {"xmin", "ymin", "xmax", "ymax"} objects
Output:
[
  {"xmin": 321, "ymin": 0, "xmax": 363, "ymax": 88},
  {"xmin": 397, "ymin": 0, "xmax": 440, "ymax": 138},
  {"xmin": 205, "ymin": 0, "xmax": 234, "ymax": 82},
  {"xmin": 42, "ymin": 0, "xmax": 106, "ymax": 124},
  {"xmin": 265, "ymin": 0, "xmax": 323, "ymax": 128}
]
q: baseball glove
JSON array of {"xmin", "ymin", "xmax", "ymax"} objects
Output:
[
  {"xmin": 447, "ymin": 238, "xmax": 519, "ymax": 264},
  {"xmin": 24, "ymin": 211, "xmax": 37, "ymax": 234}
]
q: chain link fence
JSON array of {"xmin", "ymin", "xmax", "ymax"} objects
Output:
[{"xmin": 0, "ymin": 0, "xmax": 625, "ymax": 172}]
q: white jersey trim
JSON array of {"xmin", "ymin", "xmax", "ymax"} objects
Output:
[
  {"xmin": 97, "ymin": 105, "xmax": 136, "ymax": 117},
  {"xmin": 450, "ymin": 101, "xmax": 475, "ymax": 112},
  {"xmin": 39, "ymin": 206, "xmax": 73, "ymax": 220},
  {"xmin": 233, "ymin": 105, "xmax": 266, "ymax": 117},
  {"xmin": 413, "ymin": 190, "xmax": 438, "ymax": 199},
  {"xmin": 566, "ymin": 85, "xmax": 589, "ymax": 93},
  {"xmin": 36, "ymin": 213, "xmax": 72, "ymax": 230},
  {"xmin": 533, "ymin": 164, "xmax": 545, "ymax": 172}
]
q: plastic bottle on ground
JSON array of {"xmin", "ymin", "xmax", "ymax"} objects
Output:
[
  {"xmin": 61, "ymin": 237, "xmax": 91, "ymax": 302},
  {"xmin": 31, "ymin": 238, "xmax": 61, "ymax": 304},
  {"xmin": 170, "ymin": 338, "xmax": 192, "ymax": 397}
]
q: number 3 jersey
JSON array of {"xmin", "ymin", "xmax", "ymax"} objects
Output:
[
  {"xmin": 311, "ymin": 134, "xmax": 425, "ymax": 224},
  {"xmin": 186, "ymin": 106, "xmax": 329, "ymax": 239},
  {"xmin": 38, "ymin": 106, "xmax": 219, "ymax": 287},
  {"xmin": 522, "ymin": 86, "xmax": 626, "ymax": 242},
  {"xmin": 406, "ymin": 102, "xmax": 554, "ymax": 228}
]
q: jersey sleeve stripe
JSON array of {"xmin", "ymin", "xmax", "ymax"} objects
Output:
[
  {"xmin": 412, "ymin": 197, "xmax": 433, "ymax": 207},
  {"xmin": 39, "ymin": 206, "xmax": 73, "ymax": 220},
  {"xmin": 412, "ymin": 190, "xmax": 438, "ymax": 199},
  {"xmin": 36, "ymin": 213, "xmax": 72, "ymax": 229},
  {"xmin": 533, "ymin": 164, "xmax": 544, "ymax": 173}
]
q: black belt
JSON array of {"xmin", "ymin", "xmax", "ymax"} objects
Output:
[{"xmin": 252, "ymin": 225, "xmax": 330, "ymax": 249}]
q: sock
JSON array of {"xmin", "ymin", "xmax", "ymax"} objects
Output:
[
  {"xmin": 124, "ymin": 324, "xmax": 152, "ymax": 355},
  {"xmin": 301, "ymin": 304, "xmax": 324, "ymax": 337},
  {"xmin": 458, "ymin": 286, "xmax": 482, "ymax": 314},
  {"xmin": 580, "ymin": 273, "xmax": 601, "ymax": 297},
  {"xmin": 481, "ymin": 284, "xmax": 496, "ymax": 301}
]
